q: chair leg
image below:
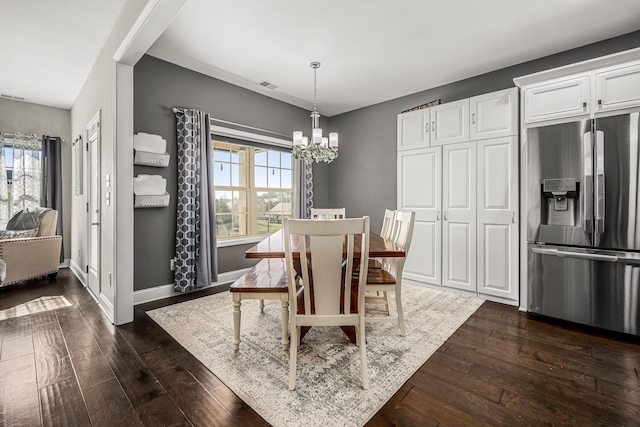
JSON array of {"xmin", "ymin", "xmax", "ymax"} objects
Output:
[
  {"xmin": 280, "ymin": 296, "xmax": 289, "ymax": 350},
  {"xmin": 396, "ymin": 284, "xmax": 405, "ymax": 336},
  {"xmin": 288, "ymin": 325, "xmax": 299, "ymax": 390},
  {"xmin": 259, "ymin": 299, "xmax": 265, "ymax": 313},
  {"xmin": 384, "ymin": 291, "xmax": 392, "ymax": 315},
  {"xmin": 357, "ymin": 323, "xmax": 369, "ymax": 389}
]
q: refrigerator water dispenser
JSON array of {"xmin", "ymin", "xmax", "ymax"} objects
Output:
[{"xmin": 542, "ymin": 178, "xmax": 577, "ymax": 226}]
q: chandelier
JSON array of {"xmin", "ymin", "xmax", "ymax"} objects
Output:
[{"xmin": 292, "ymin": 62, "xmax": 338, "ymax": 163}]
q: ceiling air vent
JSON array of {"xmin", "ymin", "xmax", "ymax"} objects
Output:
[
  {"xmin": 257, "ymin": 80, "xmax": 277, "ymax": 90},
  {"xmin": 1, "ymin": 94, "xmax": 25, "ymax": 101}
]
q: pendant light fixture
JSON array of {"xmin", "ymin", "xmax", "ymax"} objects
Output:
[{"xmin": 292, "ymin": 62, "xmax": 338, "ymax": 163}]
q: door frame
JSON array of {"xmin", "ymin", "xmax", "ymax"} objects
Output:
[{"xmin": 86, "ymin": 111, "xmax": 101, "ymax": 301}]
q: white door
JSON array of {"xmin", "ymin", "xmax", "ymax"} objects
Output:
[
  {"xmin": 398, "ymin": 147, "xmax": 442, "ymax": 285},
  {"xmin": 87, "ymin": 113, "xmax": 101, "ymax": 299},
  {"xmin": 595, "ymin": 63, "xmax": 640, "ymax": 112},
  {"xmin": 477, "ymin": 137, "xmax": 518, "ymax": 300},
  {"xmin": 470, "ymin": 88, "xmax": 518, "ymax": 140},
  {"xmin": 442, "ymin": 142, "xmax": 476, "ymax": 291},
  {"xmin": 524, "ymin": 76, "xmax": 589, "ymax": 124},
  {"xmin": 397, "ymin": 109, "xmax": 430, "ymax": 151},
  {"xmin": 430, "ymin": 99, "xmax": 470, "ymax": 146}
]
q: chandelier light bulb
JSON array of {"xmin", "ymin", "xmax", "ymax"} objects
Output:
[
  {"xmin": 312, "ymin": 128, "xmax": 322, "ymax": 145},
  {"xmin": 293, "ymin": 131, "xmax": 303, "ymax": 147},
  {"xmin": 329, "ymin": 133, "xmax": 338, "ymax": 149}
]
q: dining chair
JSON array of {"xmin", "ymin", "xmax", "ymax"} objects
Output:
[
  {"xmin": 370, "ymin": 209, "xmax": 397, "ymax": 270},
  {"xmin": 364, "ymin": 210, "xmax": 415, "ymax": 336},
  {"xmin": 284, "ymin": 217, "xmax": 370, "ymax": 390},
  {"xmin": 309, "ymin": 207, "xmax": 346, "ymax": 219}
]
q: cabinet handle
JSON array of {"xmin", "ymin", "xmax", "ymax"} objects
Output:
[
  {"xmin": 437, "ymin": 211, "xmax": 440, "ymax": 221},
  {"xmin": 597, "ymin": 99, "xmax": 602, "ymax": 108},
  {"xmin": 444, "ymin": 211, "xmax": 448, "ymax": 221},
  {"xmin": 432, "ymin": 121, "xmax": 435, "ymax": 132},
  {"xmin": 471, "ymin": 113, "xmax": 475, "ymax": 124},
  {"xmin": 512, "ymin": 211, "xmax": 517, "ymax": 223},
  {"xmin": 425, "ymin": 123, "xmax": 429, "ymax": 134}
]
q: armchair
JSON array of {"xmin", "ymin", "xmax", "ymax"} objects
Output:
[{"xmin": 0, "ymin": 208, "xmax": 62, "ymax": 287}]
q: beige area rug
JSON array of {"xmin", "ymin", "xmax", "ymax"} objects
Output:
[{"xmin": 147, "ymin": 283, "xmax": 483, "ymax": 427}]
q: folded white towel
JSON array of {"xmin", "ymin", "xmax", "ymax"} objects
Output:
[
  {"xmin": 134, "ymin": 174, "xmax": 167, "ymax": 196},
  {"xmin": 134, "ymin": 132, "xmax": 167, "ymax": 154}
]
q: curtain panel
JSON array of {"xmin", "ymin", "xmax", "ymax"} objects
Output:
[
  {"xmin": 174, "ymin": 109, "xmax": 218, "ymax": 292},
  {"xmin": 293, "ymin": 159, "xmax": 313, "ymax": 219},
  {"xmin": 41, "ymin": 136, "xmax": 64, "ymax": 261}
]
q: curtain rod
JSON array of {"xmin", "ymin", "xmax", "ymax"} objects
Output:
[
  {"xmin": 0, "ymin": 131, "xmax": 65, "ymax": 142},
  {"xmin": 172, "ymin": 107, "xmax": 290, "ymax": 139}
]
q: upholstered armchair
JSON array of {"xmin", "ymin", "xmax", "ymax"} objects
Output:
[{"xmin": 0, "ymin": 208, "xmax": 62, "ymax": 287}]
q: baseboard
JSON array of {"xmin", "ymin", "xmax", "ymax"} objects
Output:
[
  {"xmin": 59, "ymin": 258, "xmax": 70, "ymax": 268},
  {"xmin": 99, "ymin": 293, "xmax": 115, "ymax": 322},
  {"xmin": 69, "ymin": 259, "xmax": 87, "ymax": 287},
  {"xmin": 133, "ymin": 268, "xmax": 251, "ymax": 306}
]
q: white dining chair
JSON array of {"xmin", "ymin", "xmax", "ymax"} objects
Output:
[
  {"xmin": 364, "ymin": 210, "xmax": 415, "ymax": 336},
  {"xmin": 284, "ymin": 217, "xmax": 370, "ymax": 390},
  {"xmin": 309, "ymin": 207, "xmax": 346, "ymax": 219},
  {"xmin": 371, "ymin": 209, "xmax": 397, "ymax": 270}
]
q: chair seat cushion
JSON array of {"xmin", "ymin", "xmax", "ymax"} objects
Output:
[{"xmin": 0, "ymin": 229, "xmax": 38, "ymax": 239}]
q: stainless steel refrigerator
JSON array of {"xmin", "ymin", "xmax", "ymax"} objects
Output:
[{"xmin": 527, "ymin": 112, "xmax": 640, "ymax": 336}]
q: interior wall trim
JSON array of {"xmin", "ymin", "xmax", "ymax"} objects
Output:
[
  {"xmin": 69, "ymin": 259, "xmax": 87, "ymax": 287},
  {"xmin": 132, "ymin": 267, "xmax": 251, "ymax": 306}
]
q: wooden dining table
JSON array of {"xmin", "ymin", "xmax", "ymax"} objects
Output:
[{"xmin": 245, "ymin": 228, "xmax": 405, "ymax": 343}]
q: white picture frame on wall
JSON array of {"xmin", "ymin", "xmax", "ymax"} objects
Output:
[{"xmin": 73, "ymin": 135, "xmax": 83, "ymax": 195}]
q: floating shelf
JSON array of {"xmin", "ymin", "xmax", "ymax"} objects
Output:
[
  {"xmin": 134, "ymin": 149, "xmax": 170, "ymax": 167},
  {"xmin": 134, "ymin": 192, "xmax": 170, "ymax": 208}
]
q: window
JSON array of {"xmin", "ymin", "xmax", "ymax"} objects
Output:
[{"xmin": 213, "ymin": 139, "xmax": 293, "ymax": 240}]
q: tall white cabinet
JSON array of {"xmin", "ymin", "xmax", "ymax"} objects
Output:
[{"xmin": 398, "ymin": 87, "xmax": 519, "ymax": 304}]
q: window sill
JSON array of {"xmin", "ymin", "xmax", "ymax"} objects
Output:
[{"xmin": 217, "ymin": 235, "xmax": 266, "ymax": 248}]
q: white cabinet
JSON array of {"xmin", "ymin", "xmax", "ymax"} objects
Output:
[
  {"xmin": 397, "ymin": 109, "xmax": 430, "ymax": 151},
  {"xmin": 523, "ymin": 76, "xmax": 589, "ymax": 124},
  {"xmin": 431, "ymin": 99, "xmax": 470, "ymax": 146},
  {"xmin": 470, "ymin": 88, "xmax": 518, "ymax": 140},
  {"xmin": 477, "ymin": 137, "xmax": 518, "ymax": 300},
  {"xmin": 442, "ymin": 142, "xmax": 476, "ymax": 292},
  {"xmin": 398, "ymin": 147, "xmax": 442, "ymax": 285},
  {"xmin": 595, "ymin": 63, "xmax": 640, "ymax": 112}
]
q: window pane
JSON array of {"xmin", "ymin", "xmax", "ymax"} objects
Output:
[
  {"xmin": 281, "ymin": 170, "xmax": 292, "ymax": 189},
  {"xmin": 268, "ymin": 168, "xmax": 281, "ymax": 188},
  {"xmin": 268, "ymin": 151, "xmax": 280, "ymax": 167},
  {"xmin": 255, "ymin": 150, "xmax": 267, "ymax": 166},
  {"xmin": 214, "ymin": 149, "xmax": 230, "ymax": 162},
  {"xmin": 215, "ymin": 162, "xmax": 230, "ymax": 186},
  {"xmin": 281, "ymin": 152, "xmax": 291, "ymax": 169},
  {"xmin": 255, "ymin": 166, "xmax": 267, "ymax": 188},
  {"xmin": 231, "ymin": 150, "xmax": 239, "ymax": 163},
  {"xmin": 231, "ymin": 164, "xmax": 239, "ymax": 186}
]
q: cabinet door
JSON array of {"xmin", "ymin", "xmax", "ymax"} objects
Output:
[
  {"xmin": 470, "ymin": 88, "xmax": 518, "ymax": 140},
  {"xmin": 442, "ymin": 142, "xmax": 476, "ymax": 291},
  {"xmin": 477, "ymin": 137, "xmax": 518, "ymax": 301},
  {"xmin": 524, "ymin": 76, "xmax": 589, "ymax": 123},
  {"xmin": 595, "ymin": 63, "xmax": 640, "ymax": 112},
  {"xmin": 398, "ymin": 147, "xmax": 442, "ymax": 285},
  {"xmin": 431, "ymin": 99, "xmax": 470, "ymax": 146},
  {"xmin": 397, "ymin": 109, "xmax": 430, "ymax": 151}
]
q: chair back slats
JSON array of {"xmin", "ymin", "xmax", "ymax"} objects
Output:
[
  {"xmin": 310, "ymin": 208, "xmax": 346, "ymax": 220},
  {"xmin": 380, "ymin": 209, "xmax": 395, "ymax": 240}
]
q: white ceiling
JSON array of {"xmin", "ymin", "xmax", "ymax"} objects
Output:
[
  {"xmin": 148, "ymin": 0, "xmax": 640, "ymax": 116},
  {"xmin": 0, "ymin": 0, "xmax": 127, "ymax": 109},
  {"xmin": 1, "ymin": 0, "xmax": 640, "ymax": 114}
]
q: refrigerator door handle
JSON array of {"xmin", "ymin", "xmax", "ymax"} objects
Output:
[
  {"xmin": 531, "ymin": 247, "xmax": 618, "ymax": 262},
  {"xmin": 595, "ymin": 130, "xmax": 605, "ymax": 235},
  {"xmin": 583, "ymin": 131, "xmax": 593, "ymax": 239}
]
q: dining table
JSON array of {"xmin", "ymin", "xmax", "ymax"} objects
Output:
[{"xmin": 245, "ymin": 228, "xmax": 405, "ymax": 343}]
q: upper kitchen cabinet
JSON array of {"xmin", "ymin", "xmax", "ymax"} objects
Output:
[
  {"xmin": 595, "ymin": 63, "xmax": 640, "ymax": 112},
  {"xmin": 431, "ymin": 99, "xmax": 470, "ymax": 146},
  {"xmin": 523, "ymin": 76, "xmax": 589, "ymax": 124},
  {"xmin": 515, "ymin": 47, "xmax": 640, "ymax": 125},
  {"xmin": 470, "ymin": 88, "xmax": 519, "ymax": 140},
  {"xmin": 397, "ymin": 109, "xmax": 430, "ymax": 151}
]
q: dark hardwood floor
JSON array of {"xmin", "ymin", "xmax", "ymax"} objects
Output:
[{"xmin": 1, "ymin": 269, "xmax": 638, "ymax": 426}]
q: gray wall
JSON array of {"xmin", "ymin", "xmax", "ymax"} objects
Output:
[
  {"xmin": 0, "ymin": 97, "xmax": 71, "ymax": 260},
  {"xmin": 133, "ymin": 55, "xmax": 310, "ymax": 290},
  {"xmin": 322, "ymin": 30, "xmax": 640, "ymax": 233}
]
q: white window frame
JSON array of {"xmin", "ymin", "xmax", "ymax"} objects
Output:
[{"xmin": 211, "ymin": 124, "xmax": 293, "ymax": 248}]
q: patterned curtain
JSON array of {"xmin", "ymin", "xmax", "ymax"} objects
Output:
[
  {"xmin": 41, "ymin": 136, "xmax": 64, "ymax": 261},
  {"xmin": 174, "ymin": 109, "xmax": 218, "ymax": 292},
  {"xmin": 0, "ymin": 132, "xmax": 42, "ymax": 229},
  {"xmin": 293, "ymin": 159, "xmax": 313, "ymax": 219}
]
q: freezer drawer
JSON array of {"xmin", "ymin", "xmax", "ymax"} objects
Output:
[{"xmin": 528, "ymin": 244, "xmax": 640, "ymax": 336}]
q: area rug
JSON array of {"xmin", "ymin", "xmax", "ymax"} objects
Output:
[{"xmin": 147, "ymin": 283, "xmax": 483, "ymax": 427}]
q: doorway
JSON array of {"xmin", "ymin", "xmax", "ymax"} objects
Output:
[{"xmin": 86, "ymin": 112, "xmax": 101, "ymax": 299}]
